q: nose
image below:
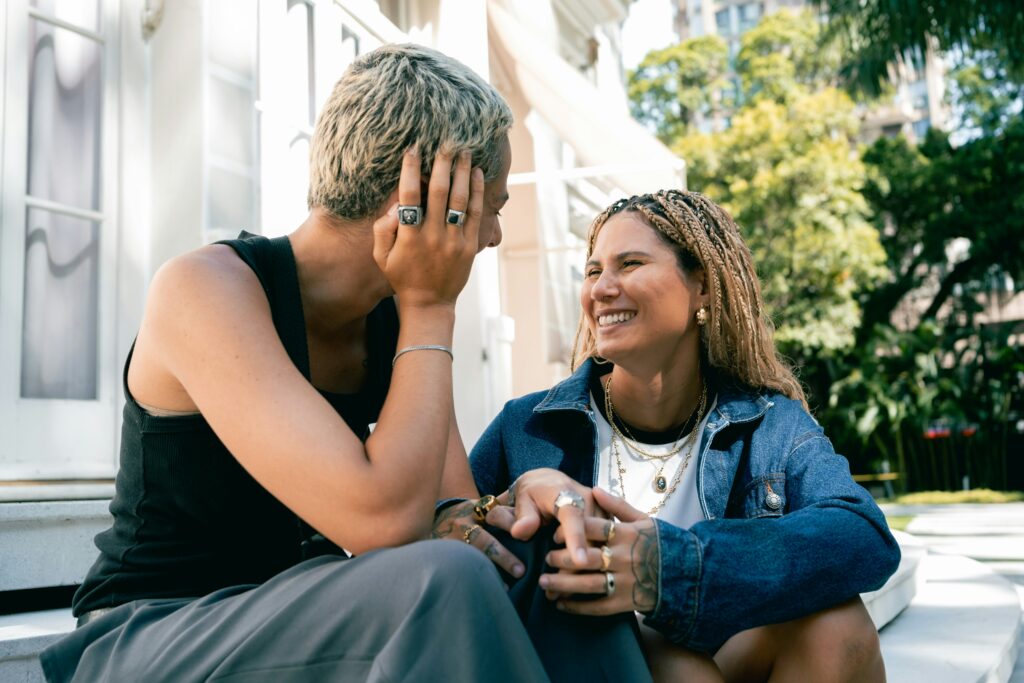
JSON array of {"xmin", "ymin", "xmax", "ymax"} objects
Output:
[
  {"xmin": 591, "ymin": 269, "xmax": 618, "ymax": 300},
  {"xmin": 488, "ymin": 220, "xmax": 503, "ymax": 248}
]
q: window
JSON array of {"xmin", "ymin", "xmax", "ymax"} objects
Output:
[
  {"xmin": 0, "ymin": 0, "xmax": 121, "ymax": 481},
  {"xmin": 912, "ymin": 117, "xmax": 931, "ymax": 141},
  {"xmin": 204, "ymin": 0, "xmax": 260, "ymax": 242},
  {"xmin": 715, "ymin": 8, "xmax": 731, "ymax": 34},
  {"xmin": 738, "ymin": 3, "xmax": 762, "ymax": 31}
]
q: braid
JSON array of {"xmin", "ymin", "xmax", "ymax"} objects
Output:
[{"xmin": 571, "ymin": 189, "xmax": 807, "ymax": 408}]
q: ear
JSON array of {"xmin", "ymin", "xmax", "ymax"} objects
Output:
[{"xmin": 691, "ymin": 266, "xmax": 710, "ymax": 302}]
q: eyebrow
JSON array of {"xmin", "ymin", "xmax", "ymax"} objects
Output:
[{"xmin": 585, "ymin": 250, "xmax": 652, "ymax": 267}]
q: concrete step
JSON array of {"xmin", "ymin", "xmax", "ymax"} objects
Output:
[
  {"xmin": 880, "ymin": 552, "xmax": 1022, "ymax": 683},
  {"xmin": 864, "ymin": 530, "xmax": 925, "ymax": 629},
  {"xmin": 0, "ymin": 609, "xmax": 74, "ymax": 682}
]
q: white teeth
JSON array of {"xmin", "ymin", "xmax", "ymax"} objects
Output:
[{"xmin": 598, "ymin": 312, "xmax": 636, "ymax": 326}]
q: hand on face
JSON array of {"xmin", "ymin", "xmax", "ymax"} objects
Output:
[
  {"xmin": 541, "ymin": 487, "xmax": 660, "ymax": 616},
  {"xmin": 372, "ymin": 148, "xmax": 483, "ymax": 310}
]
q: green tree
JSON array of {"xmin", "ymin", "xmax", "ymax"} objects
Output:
[
  {"xmin": 816, "ymin": 0, "xmax": 1024, "ymax": 96},
  {"xmin": 626, "ymin": 36, "xmax": 729, "ymax": 142}
]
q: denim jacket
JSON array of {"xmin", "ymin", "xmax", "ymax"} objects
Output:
[{"xmin": 469, "ymin": 360, "xmax": 901, "ymax": 652}]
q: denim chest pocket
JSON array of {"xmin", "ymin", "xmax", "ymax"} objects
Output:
[{"xmin": 741, "ymin": 474, "xmax": 787, "ymax": 518}]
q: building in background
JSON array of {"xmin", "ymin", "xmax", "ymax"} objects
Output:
[
  {"xmin": 672, "ymin": 0, "xmax": 949, "ymax": 143},
  {"xmin": 0, "ymin": 0, "xmax": 681, "ymax": 638}
]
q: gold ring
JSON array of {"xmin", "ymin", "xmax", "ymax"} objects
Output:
[
  {"xmin": 463, "ymin": 524, "xmax": 482, "ymax": 544},
  {"xmin": 600, "ymin": 545, "xmax": 613, "ymax": 571},
  {"xmin": 473, "ymin": 495, "xmax": 498, "ymax": 522},
  {"xmin": 606, "ymin": 520, "xmax": 616, "ymax": 543}
]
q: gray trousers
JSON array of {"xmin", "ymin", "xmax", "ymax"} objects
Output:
[{"xmin": 43, "ymin": 541, "xmax": 551, "ymax": 682}]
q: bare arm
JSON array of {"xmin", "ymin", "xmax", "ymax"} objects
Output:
[{"xmin": 139, "ymin": 149, "xmax": 483, "ymax": 555}]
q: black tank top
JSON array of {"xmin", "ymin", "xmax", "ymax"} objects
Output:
[{"xmin": 72, "ymin": 233, "xmax": 399, "ymax": 616}]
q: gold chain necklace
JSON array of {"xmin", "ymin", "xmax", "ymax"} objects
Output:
[{"xmin": 604, "ymin": 376, "xmax": 707, "ymax": 493}]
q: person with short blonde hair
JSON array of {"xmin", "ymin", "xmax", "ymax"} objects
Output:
[{"xmin": 39, "ymin": 43, "xmax": 565, "ymax": 682}]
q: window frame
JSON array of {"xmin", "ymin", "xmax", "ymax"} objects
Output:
[{"xmin": 0, "ymin": 0, "xmax": 122, "ymax": 481}]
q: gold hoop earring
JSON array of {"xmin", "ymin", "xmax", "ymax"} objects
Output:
[
  {"xmin": 593, "ymin": 355, "xmax": 611, "ymax": 365},
  {"xmin": 696, "ymin": 307, "xmax": 708, "ymax": 326}
]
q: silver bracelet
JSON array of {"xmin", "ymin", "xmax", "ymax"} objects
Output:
[{"xmin": 392, "ymin": 344, "xmax": 454, "ymax": 366}]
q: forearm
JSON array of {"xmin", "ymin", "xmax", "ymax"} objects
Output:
[
  {"xmin": 645, "ymin": 501, "xmax": 899, "ymax": 652},
  {"xmin": 363, "ymin": 305, "xmax": 457, "ymax": 526}
]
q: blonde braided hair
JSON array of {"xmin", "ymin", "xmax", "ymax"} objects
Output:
[{"xmin": 570, "ymin": 189, "xmax": 807, "ymax": 407}]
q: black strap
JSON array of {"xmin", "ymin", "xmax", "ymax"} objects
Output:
[{"xmin": 218, "ymin": 232, "xmax": 311, "ymax": 381}]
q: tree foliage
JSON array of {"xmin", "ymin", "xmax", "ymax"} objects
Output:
[
  {"xmin": 816, "ymin": 0, "xmax": 1024, "ymax": 97},
  {"xmin": 627, "ymin": 36, "xmax": 729, "ymax": 143}
]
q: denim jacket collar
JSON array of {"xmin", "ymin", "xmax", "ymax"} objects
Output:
[{"xmin": 533, "ymin": 358, "xmax": 775, "ymax": 427}]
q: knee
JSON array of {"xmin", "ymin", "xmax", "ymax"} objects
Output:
[
  {"xmin": 792, "ymin": 598, "xmax": 882, "ymax": 679},
  {"xmin": 401, "ymin": 540, "xmax": 502, "ymax": 594}
]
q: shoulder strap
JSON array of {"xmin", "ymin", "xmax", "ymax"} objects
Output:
[{"xmin": 217, "ymin": 232, "xmax": 311, "ymax": 380}]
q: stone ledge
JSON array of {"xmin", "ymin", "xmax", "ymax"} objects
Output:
[
  {"xmin": 863, "ymin": 530, "xmax": 925, "ymax": 630},
  {"xmin": 880, "ymin": 553, "xmax": 1022, "ymax": 683},
  {"xmin": 0, "ymin": 501, "xmax": 112, "ymax": 592}
]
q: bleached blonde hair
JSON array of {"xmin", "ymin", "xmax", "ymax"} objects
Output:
[
  {"xmin": 571, "ymin": 190, "xmax": 807, "ymax": 407},
  {"xmin": 308, "ymin": 43, "xmax": 513, "ymax": 220}
]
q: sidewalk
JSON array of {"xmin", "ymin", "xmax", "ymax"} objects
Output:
[{"xmin": 881, "ymin": 502, "xmax": 1024, "ymax": 681}]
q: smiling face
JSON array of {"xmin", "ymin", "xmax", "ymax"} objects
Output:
[
  {"xmin": 581, "ymin": 211, "xmax": 708, "ymax": 368},
  {"xmin": 478, "ymin": 136, "xmax": 511, "ymax": 252}
]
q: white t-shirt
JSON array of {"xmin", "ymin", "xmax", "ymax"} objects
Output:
[{"xmin": 592, "ymin": 393, "xmax": 716, "ymax": 528}]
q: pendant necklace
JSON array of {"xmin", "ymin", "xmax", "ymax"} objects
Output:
[{"xmin": 604, "ymin": 376, "xmax": 707, "ymax": 493}]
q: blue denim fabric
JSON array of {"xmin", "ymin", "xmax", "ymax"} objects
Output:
[{"xmin": 469, "ymin": 359, "xmax": 901, "ymax": 653}]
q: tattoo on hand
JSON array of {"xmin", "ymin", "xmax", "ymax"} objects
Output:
[
  {"xmin": 431, "ymin": 502, "xmax": 476, "ymax": 540},
  {"xmin": 485, "ymin": 542, "xmax": 500, "ymax": 560},
  {"xmin": 631, "ymin": 522, "xmax": 659, "ymax": 613}
]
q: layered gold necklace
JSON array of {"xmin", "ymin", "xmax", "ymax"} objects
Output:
[{"xmin": 604, "ymin": 375, "xmax": 708, "ymax": 515}]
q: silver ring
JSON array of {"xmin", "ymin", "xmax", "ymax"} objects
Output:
[
  {"xmin": 604, "ymin": 571, "xmax": 616, "ymax": 597},
  {"xmin": 445, "ymin": 208, "xmax": 466, "ymax": 227},
  {"xmin": 553, "ymin": 490, "xmax": 585, "ymax": 513},
  {"xmin": 397, "ymin": 205, "xmax": 423, "ymax": 226}
]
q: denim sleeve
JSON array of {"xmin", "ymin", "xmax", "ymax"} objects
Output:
[
  {"xmin": 469, "ymin": 408, "xmax": 511, "ymax": 496},
  {"xmin": 643, "ymin": 433, "xmax": 901, "ymax": 652}
]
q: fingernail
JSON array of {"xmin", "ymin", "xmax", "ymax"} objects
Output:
[
  {"xmin": 472, "ymin": 167, "xmax": 484, "ymax": 181},
  {"xmin": 512, "ymin": 564, "xmax": 524, "ymax": 578},
  {"xmin": 576, "ymin": 549, "xmax": 588, "ymax": 565},
  {"xmin": 555, "ymin": 602, "xmax": 565, "ymax": 611},
  {"xmin": 406, "ymin": 146, "xmax": 418, "ymax": 158},
  {"xmin": 460, "ymin": 150, "xmax": 471, "ymax": 162},
  {"xmin": 539, "ymin": 576, "xmax": 549, "ymax": 588}
]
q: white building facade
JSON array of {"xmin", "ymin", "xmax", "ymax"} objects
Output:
[{"xmin": 0, "ymin": 0, "xmax": 681, "ymax": 627}]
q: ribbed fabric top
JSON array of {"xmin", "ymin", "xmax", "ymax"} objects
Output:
[{"xmin": 73, "ymin": 232, "xmax": 398, "ymax": 616}]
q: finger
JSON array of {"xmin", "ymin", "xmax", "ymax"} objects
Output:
[
  {"xmin": 538, "ymin": 570, "xmax": 608, "ymax": 595},
  {"xmin": 554, "ymin": 517, "xmax": 617, "ymax": 545},
  {"xmin": 397, "ymin": 147, "xmax": 422, "ymax": 232},
  {"xmin": 556, "ymin": 597, "xmax": 618, "ymax": 617},
  {"xmin": 446, "ymin": 150, "xmax": 471, "ymax": 222},
  {"xmin": 546, "ymin": 546, "xmax": 608, "ymax": 571},
  {"xmin": 486, "ymin": 505, "xmax": 516, "ymax": 533},
  {"xmin": 372, "ymin": 203, "xmax": 399, "ymax": 271},
  {"xmin": 425, "ymin": 150, "xmax": 455, "ymax": 228},
  {"xmin": 593, "ymin": 487, "xmax": 648, "ymax": 523},
  {"xmin": 557, "ymin": 502, "xmax": 590, "ymax": 567},
  {"xmin": 461, "ymin": 166, "xmax": 483, "ymax": 253},
  {"xmin": 472, "ymin": 529, "xmax": 525, "ymax": 579},
  {"xmin": 509, "ymin": 493, "xmax": 542, "ymax": 542}
]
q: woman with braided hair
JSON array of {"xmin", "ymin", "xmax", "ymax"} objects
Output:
[{"xmin": 462, "ymin": 189, "xmax": 900, "ymax": 681}]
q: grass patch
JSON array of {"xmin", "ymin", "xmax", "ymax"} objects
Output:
[
  {"xmin": 883, "ymin": 489, "xmax": 1024, "ymax": 505},
  {"xmin": 885, "ymin": 515, "xmax": 915, "ymax": 532}
]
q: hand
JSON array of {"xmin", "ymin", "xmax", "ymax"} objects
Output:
[
  {"xmin": 539, "ymin": 487, "xmax": 660, "ymax": 616},
  {"xmin": 372, "ymin": 148, "xmax": 484, "ymax": 309},
  {"xmin": 431, "ymin": 500, "xmax": 525, "ymax": 579},
  {"xmin": 484, "ymin": 469, "xmax": 603, "ymax": 569}
]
